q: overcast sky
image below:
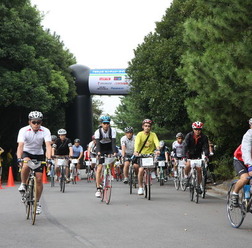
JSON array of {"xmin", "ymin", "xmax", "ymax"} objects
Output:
[{"xmin": 30, "ymin": 0, "xmax": 172, "ymax": 114}]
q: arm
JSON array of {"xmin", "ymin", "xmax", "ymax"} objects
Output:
[
  {"xmin": 203, "ymin": 135, "xmax": 210, "ymax": 157},
  {"xmin": 69, "ymin": 146, "xmax": 73, "ymax": 157},
  {"xmin": 241, "ymin": 129, "xmax": 252, "ymax": 166},
  {"xmin": 17, "ymin": 142, "xmax": 24, "ymax": 159},
  {"xmin": 182, "ymin": 134, "xmax": 190, "ymax": 158},
  {"xmin": 45, "ymin": 141, "xmax": 52, "ymax": 159}
]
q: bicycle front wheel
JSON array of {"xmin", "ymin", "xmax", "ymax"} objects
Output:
[
  {"xmin": 227, "ymin": 181, "xmax": 246, "ymax": 228},
  {"xmin": 160, "ymin": 168, "xmax": 164, "ymax": 186},
  {"xmin": 180, "ymin": 168, "xmax": 186, "ymax": 191},
  {"xmin": 30, "ymin": 177, "xmax": 37, "ymax": 225},
  {"xmin": 60, "ymin": 167, "xmax": 66, "ymax": 193},
  {"xmin": 50, "ymin": 167, "xmax": 55, "ymax": 187},
  {"xmin": 129, "ymin": 166, "xmax": 133, "ymax": 194},
  {"xmin": 148, "ymin": 171, "xmax": 151, "ymax": 200},
  {"xmin": 105, "ymin": 172, "xmax": 112, "ymax": 204}
]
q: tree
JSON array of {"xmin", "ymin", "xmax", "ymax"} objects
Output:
[
  {"xmin": 0, "ymin": 0, "xmax": 76, "ymax": 149},
  {"xmin": 178, "ymin": 0, "xmax": 252, "ymax": 154}
]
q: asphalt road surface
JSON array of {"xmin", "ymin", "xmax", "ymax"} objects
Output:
[{"xmin": 0, "ymin": 177, "xmax": 251, "ymax": 248}]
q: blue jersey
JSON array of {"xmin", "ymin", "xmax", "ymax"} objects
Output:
[{"xmin": 72, "ymin": 145, "xmax": 83, "ymax": 157}]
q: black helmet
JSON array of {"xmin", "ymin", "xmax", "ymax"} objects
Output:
[{"xmin": 74, "ymin": 138, "xmax": 80, "ymax": 143}]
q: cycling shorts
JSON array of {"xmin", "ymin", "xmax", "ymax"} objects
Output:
[
  {"xmin": 233, "ymin": 159, "xmax": 248, "ymax": 176},
  {"xmin": 22, "ymin": 152, "xmax": 45, "ymax": 173}
]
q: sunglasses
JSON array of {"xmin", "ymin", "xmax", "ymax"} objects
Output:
[
  {"xmin": 194, "ymin": 128, "xmax": 202, "ymax": 131},
  {"xmin": 144, "ymin": 125, "xmax": 151, "ymax": 128},
  {"xmin": 102, "ymin": 122, "xmax": 110, "ymax": 125},
  {"xmin": 31, "ymin": 121, "xmax": 42, "ymax": 125},
  {"xmin": 177, "ymin": 137, "xmax": 183, "ymax": 139}
]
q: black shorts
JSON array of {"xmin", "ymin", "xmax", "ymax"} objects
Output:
[
  {"xmin": 22, "ymin": 151, "xmax": 45, "ymax": 173},
  {"xmin": 233, "ymin": 159, "xmax": 248, "ymax": 176}
]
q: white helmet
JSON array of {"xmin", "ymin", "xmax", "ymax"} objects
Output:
[
  {"xmin": 58, "ymin": 129, "xmax": 67, "ymax": 135},
  {"xmin": 28, "ymin": 111, "xmax": 43, "ymax": 120}
]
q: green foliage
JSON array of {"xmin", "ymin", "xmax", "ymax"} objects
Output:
[
  {"xmin": 92, "ymin": 98, "xmax": 103, "ymax": 131},
  {"xmin": 212, "ymin": 156, "xmax": 235, "ymax": 180},
  {"xmin": 0, "ymin": 0, "xmax": 76, "ymax": 149}
]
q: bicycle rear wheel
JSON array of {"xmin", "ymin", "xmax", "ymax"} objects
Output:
[
  {"xmin": 29, "ymin": 177, "xmax": 37, "ymax": 225},
  {"xmin": 227, "ymin": 181, "xmax": 246, "ymax": 228}
]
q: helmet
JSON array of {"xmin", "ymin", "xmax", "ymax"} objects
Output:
[
  {"xmin": 99, "ymin": 116, "xmax": 111, "ymax": 123},
  {"xmin": 58, "ymin": 129, "xmax": 67, "ymax": 135},
  {"xmin": 176, "ymin": 132, "xmax": 184, "ymax": 138},
  {"xmin": 142, "ymin": 119, "xmax": 153, "ymax": 125},
  {"xmin": 249, "ymin": 118, "xmax": 252, "ymax": 125},
  {"xmin": 159, "ymin": 140, "xmax": 165, "ymax": 148},
  {"xmin": 74, "ymin": 138, "xmax": 80, "ymax": 143},
  {"xmin": 124, "ymin": 126, "xmax": 133, "ymax": 133},
  {"xmin": 51, "ymin": 135, "xmax": 57, "ymax": 141},
  {"xmin": 28, "ymin": 111, "xmax": 43, "ymax": 120},
  {"xmin": 192, "ymin": 121, "xmax": 204, "ymax": 129}
]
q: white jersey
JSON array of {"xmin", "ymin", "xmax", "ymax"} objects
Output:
[
  {"xmin": 172, "ymin": 141, "xmax": 184, "ymax": 158},
  {"xmin": 241, "ymin": 129, "xmax": 252, "ymax": 166},
  {"xmin": 17, "ymin": 125, "xmax": 51, "ymax": 155},
  {"xmin": 120, "ymin": 135, "xmax": 135, "ymax": 156},
  {"xmin": 94, "ymin": 127, "xmax": 116, "ymax": 144}
]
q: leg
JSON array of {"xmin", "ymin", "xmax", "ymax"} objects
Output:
[
  {"xmin": 234, "ymin": 173, "xmax": 249, "ymax": 194},
  {"xmin": 138, "ymin": 167, "xmax": 144, "ymax": 188},
  {"xmin": 35, "ymin": 172, "xmax": 43, "ymax": 201},
  {"xmin": 96, "ymin": 164, "xmax": 102, "ymax": 188},
  {"xmin": 123, "ymin": 161, "xmax": 130, "ymax": 183}
]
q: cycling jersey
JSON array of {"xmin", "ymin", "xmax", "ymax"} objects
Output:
[
  {"xmin": 172, "ymin": 141, "xmax": 184, "ymax": 158},
  {"xmin": 182, "ymin": 131, "xmax": 209, "ymax": 159},
  {"xmin": 72, "ymin": 145, "xmax": 83, "ymax": 158},
  {"xmin": 120, "ymin": 135, "xmax": 135, "ymax": 156},
  {"xmin": 134, "ymin": 131, "xmax": 159, "ymax": 155},
  {"xmin": 156, "ymin": 146, "xmax": 168, "ymax": 161},
  {"xmin": 17, "ymin": 125, "xmax": 51, "ymax": 155},
  {"xmin": 88, "ymin": 141, "xmax": 96, "ymax": 157},
  {"xmin": 234, "ymin": 129, "xmax": 252, "ymax": 166},
  {"xmin": 53, "ymin": 138, "xmax": 72, "ymax": 155},
  {"xmin": 95, "ymin": 127, "xmax": 117, "ymax": 154}
]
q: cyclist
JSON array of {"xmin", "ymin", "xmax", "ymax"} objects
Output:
[
  {"xmin": 156, "ymin": 140, "xmax": 169, "ymax": 181},
  {"xmin": 172, "ymin": 133, "xmax": 185, "ymax": 177},
  {"xmin": 87, "ymin": 136, "xmax": 97, "ymax": 173},
  {"xmin": 120, "ymin": 126, "xmax": 136, "ymax": 184},
  {"xmin": 71, "ymin": 138, "xmax": 83, "ymax": 177},
  {"xmin": 182, "ymin": 121, "xmax": 209, "ymax": 194},
  {"xmin": 232, "ymin": 118, "xmax": 252, "ymax": 207},
  {"xmin": 52, "ymin": 129, "xmax": 73, "ymax": 183},
  {"xmin": 134, "ymin": 119, "xmax": 160, "ymax": 195},
  {"xmin": 17, "ymin": 111, "xmax": 52, "ymax": 214},
  {"xmin": 94, "ymin": 116, "xmax": 117, "ymax": 197}
]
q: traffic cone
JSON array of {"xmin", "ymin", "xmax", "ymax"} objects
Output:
[
  {"xmin": 6, "ymin": 166, "xmax": 15, "ymax": 187},
  {"xmin": 42, "ymin": 166, "xmax": 48, "ymax": 184}
]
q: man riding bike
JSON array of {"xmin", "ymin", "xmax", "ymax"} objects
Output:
[
  {"xmin": 71, "ymin": 138, "xmax": 84, "ymax": 177},
  {"xmin": 17, "ymin": 111, "xmax": 52, "ymax": 215},
  {"xmin": 52, "ymin": 129, "xmax": 73, "ymax": 183},
  {"xmin": 121, "ymin": 126, "xmax": 136, "ymax": 184},
  {"xmin": 172, "ymin": 132, "xmax": 185, "ymax": 177},
  {"xmin": 134, "ymin": 119, "xmax": 160, "ymax": 195},
  {"xmin": 182, "ymin": 121, "xmax": 209, "ymax": 194},
  {"xmin": 94, "ymin": 116, "xmax": 117, "ymax": 198},
  {"xmin": 232, "ymin": 118, "xmax": 252, "ymax": 207}
]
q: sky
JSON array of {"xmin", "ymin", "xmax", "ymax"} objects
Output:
[{"xmin": 30, "ymin": 0, "xmax": 173, "ymax": 114}]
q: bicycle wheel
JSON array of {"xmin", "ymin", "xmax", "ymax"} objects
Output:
[
  {"xmin": 160, "ymin": 168, "xmax": 164, "ymax": 186},
  {"xmin": 201, "ymin": 173, "xmax": 207, "ymax": 199},
  {"xmin": 227, "ymin": 181, "xmax": 246, "ymax": 228},
  {"xmin": 50, "ymin": 166, "xmax": 55, "ymax": 187},
  {"xmin": 180, "ymin": 168, "xmax": 186, "ymax": 191},
  {"xmin": 105, "ymin": 171, "xmax": 112, "ymax": 204},
  {"xmin": 144, "ymin": 171, "xmax": 148, "ymax": 199},
  {"xmin": 129, "ymin": 166, "xmax": 133, "ymax": 194},
  {"xmin": 26, "ymin": 186, "xmax": 31, "ymax": 220},
  {"xmin": 148, "ymin": 171, "xmax": 151, "ymax": 200},
  {"xmin": 189, "ymin": 176, "xmax": 194, "ymax": 202},
  {"xmin": 174, "ymin": 169, "xmax": 179, "ymax": 190},
  {"xmin": 194, "ymin": 172, "xmax": 199, "ymax": 204},
  {"xmin": 28, "ymin": 177, "xmax": 37, "ymax": 225},
  {"xmin": 87, "ymin": 166, "xmax": 91, "ymax": 183},
  {"xmin": 60, "ymin": 167, "xmax": 66, "ymax": 193}
]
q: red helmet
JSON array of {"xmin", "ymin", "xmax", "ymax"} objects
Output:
[
  {"xmin": 142, "ymin": 119, "xmax": 153, "ymax": 125},
  {"xmin": 192, "ymin": 121, "xmax": 204, "ymax": 129}
]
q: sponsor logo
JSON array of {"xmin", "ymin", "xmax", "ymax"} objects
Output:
[
  {"xmin": 99, "ymin": 77, "xmax": 111, "ymax": 81},
  {"xmin": 114, "ymin": 77, "xmax": 122, "ymax": 81},
  {"xmin": 111, "ymin": 87, "xmax": 124, "ymax": 90},
  {"xmin": 115, "ymin": 82, "xmax": 129, "ymax": 85},
  {"xmin": 98, "ymin": 82, "xmax": 112, "ymax": 85},
  {"xmin": 96, "ymin": 86, "xmax": 109, "ymax": 90}
]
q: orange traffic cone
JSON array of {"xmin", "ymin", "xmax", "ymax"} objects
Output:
[
  {"xmin": 6, "ymin": 166, "xmax": 15, "ymax": 187},
  {"xmin": 76, "ymin": 174, "xmax": 81, "ymax": 181},
  {"xmin": 42, "ymin": 166, "xmax": 48, "ymax": 184}
]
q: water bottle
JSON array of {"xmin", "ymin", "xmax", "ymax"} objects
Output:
[{"xmin": 244, "ymin": 185, "xmax": 250, "ymax": 199}]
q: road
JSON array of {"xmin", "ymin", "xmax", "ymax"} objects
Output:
[{"xmin": 0, "ymin": 176, "xmax": 251, "ymax": 248}]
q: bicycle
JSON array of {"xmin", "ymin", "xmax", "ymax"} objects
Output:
[
  {"xmin": 49, "ymin": 161, "xmax": 55, "ymax": 187},
  {"xmin": 70, "ymin": 158, "xmax": 78, "ymax": 184},
  {"xmin": 100, "ymin": 156, "xmax": 116, "ymax": 204},
  {"xmin": 157, "ymin": 161, "xmax": 166, "ymax": 186},
  {"xmin": 86, "ymin": 160, "xmax": 95, "ymax": 182},
  {"xmin": 56, "ymin": 156, "xmax": 69, "ymax": 193},
  {"xmin": 177, "ymin": 159, "xmax": 186, "ymax": 191},
  {"xmin": 188, "ymin": 159, "xmax": 205, "ymax": 204},
  {"xmin": 20, "ymin": 159, "xmax": 46, "ymax": 225},
  {"xmin": 140, "ymin": 154, "xmax": 155, "ymax": 200},
  {"xmin": 128, "ymin": 157, "xmax": 137, "ymax": 194},
  {"xmin": 227, "ymin": 177, "xmax": 252, "ymax": 228},
  {"xmin": 114, "ymin": 158, "xmax": 123, "ymax": 182}
]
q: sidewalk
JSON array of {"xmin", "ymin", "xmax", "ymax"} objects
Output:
[{"xmin": 207, "ymin": 180, "xmax": 232, "ymax": 198}]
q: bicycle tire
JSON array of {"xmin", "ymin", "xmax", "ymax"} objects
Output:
[
  {"xmin": 144, "ymin": 171, "xmax": 148, "ymax": 199},
  {"xmin": 50, "ymin": 167, "xmax": 55, "ymax": 187},
  {"xmin": 26, "ymin": 186, "xmax": 31, "ymax": 220},
  {"xmin": 60, "ymin": 167, "xmax": 66, "ymax": 193},
  {"xmin": 148, "ymin": 171, "xmax": 151, "ymax": 200},
  {"xmin": 201, "ymin": 175, "xmax": 206, "ymax": 199},
  {"xmin": 180, "ymin": 168, "xmax": 187, "ymax": 191},
  {"xmin": 87, "ymin": 166, "xmax": 91, "ymax": 183},
  {"xmin": 31, "ymin": 176, "xmax": 37, "ymax": 225},
  {"xmin": 227, "ymin": 181, "xmax": 246, "ymax": 228},
  {"xmin": 105, "ymin": 172, "xmax": 112, "ymax": 204},
  {"xmin": 129, "ymin": 166, "xmax": 133, "ymax": 194},
  {"xmin": 160, "ymin": 168, "xmax": 164, "ymax": 186},
  {"xmin": 194, "ymin": 171, "xmax": 199, "ymax": 204}
]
